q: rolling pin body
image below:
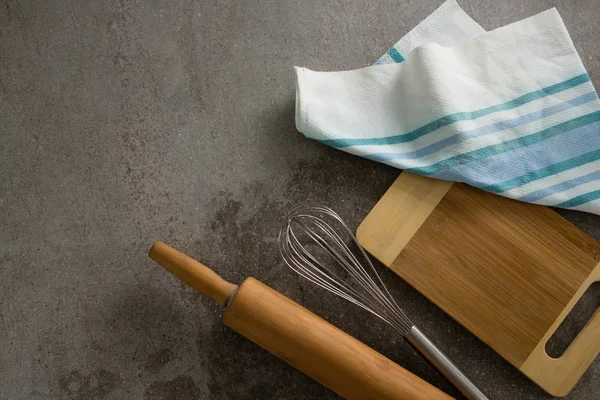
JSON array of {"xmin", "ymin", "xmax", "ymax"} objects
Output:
[{"xmin": 149, "ymin": 242, "xmax": 452, "ymax": 400}]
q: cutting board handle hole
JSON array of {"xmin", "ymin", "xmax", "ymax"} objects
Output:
[{"xmin": 545, "ymin": 281, "xmax": 600, "ymax": 359}]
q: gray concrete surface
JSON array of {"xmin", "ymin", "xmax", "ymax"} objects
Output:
[{"xmin": 1, "ymin": 0, "xmax": 599, "ymax": 399}]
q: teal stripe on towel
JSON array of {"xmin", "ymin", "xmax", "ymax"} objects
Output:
[
  {"xmin": 409, "ymin": 110, "xmax": 600, "ymax": 176},
  {"xmin": 554, "ymin": 190, "xmax": 600, "ymax": 208},
  {"xmin": 319, "ymin": 73, "xmax": 591, "ymax": 148},
  {"xmin": 387, "ymin": 47, "xmax": 405, "ymax": 63},
  {"xmin": 365, "ymin": 92, "xmax": 598, "ymax": 163},
  {"xmin": 519, "ymin": 169, "xmax": 600, "ymax": 202},
  {"xmin": 482, "ymin": 149, "xmax": 600, "ymax": 194}
]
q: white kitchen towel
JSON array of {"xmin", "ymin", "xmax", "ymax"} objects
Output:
[{"xmin": 295, "ymin": 8, "xmax": 600, "ymax": 215}]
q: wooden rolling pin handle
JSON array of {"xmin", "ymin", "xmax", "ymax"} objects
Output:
[{"xmin": 149, "ymin": 242, "xmax": 238, "ymax": 307}]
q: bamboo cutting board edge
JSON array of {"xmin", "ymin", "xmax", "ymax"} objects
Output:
[
  {"xmin": 356, "ymin": 172, "xmax": 453, "ymax": 266},
  {"xmin": 519, "ymin": 261, "xmax": 600, "ymax": 397}
]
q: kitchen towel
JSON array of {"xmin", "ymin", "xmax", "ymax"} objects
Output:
[{"xmin": 295, "ymin": 5, "xmax": 600, "ymax": 215}]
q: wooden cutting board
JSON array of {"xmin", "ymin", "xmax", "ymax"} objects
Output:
[{"xmin": 356, "ymin": 172, "xmax": 600, "ymax": 397}]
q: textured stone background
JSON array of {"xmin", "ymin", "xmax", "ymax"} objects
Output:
[{"xmin": 1, "ymin": 0, "xmax": 598, "ymax": 399}]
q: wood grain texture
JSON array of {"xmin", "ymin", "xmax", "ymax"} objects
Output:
[
  {"xmin": 224, "ymin": 278, "xmax": 454, "ymax": 400},
  {"xmin": 149, "ymin": 241, "xmax": 237, "ymax": 306},
  {"xmin": 356, "ymin": 172, "xmax": 453, "ymax": 266},
  {"xmin": 357, "ymin": 173, "xmax": 600, "ymax": 396},
  {"xmin": 520, "ymin": 261, "xmax": 600, "ymax": 397}
]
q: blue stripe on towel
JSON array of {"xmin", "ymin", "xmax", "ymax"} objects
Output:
[
  {"xmin": 480, "ymin": 150, "xmax": 600, "ymax": 193},
  {"xmin": 318, "ymin": 73, "xmax": 591, "ymax": 148},
  {"xmin": 365, "ymin": 92, "xmax": 598, "ymax": 163},
  {"xmin": 410, "ymin": 111, "xmax": 600, "ymax": 176},
  {"xmin": 429, "ymin": 117, "xmax": 600, "ymax": 188},
  {"xmin": 519, "ymin": 169, "xmax": 600, "ymax": 202},
  {"xmin": 480, "ymin": 149, "xmax": 600, "ymax": 194},
  {"xmin": 387, "ymin": 47, "xmax": 405, "ymax": 63},
  {"xmin": 554, "ymin": 190, "xmax": 600, "ymax": 208}
]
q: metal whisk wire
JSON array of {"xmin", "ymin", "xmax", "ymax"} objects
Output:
[
  {"xmin": 279, "ymin": 206, "xmax": 414, "ymax": 335},
  {"xmin": 279, "ymin": 206, "xmax": 490, "ymax": 400}
]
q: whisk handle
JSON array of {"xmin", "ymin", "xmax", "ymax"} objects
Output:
[
  {"xmin": 406, "ymin": 326, "xmax": 489, "ymax": 400},
  {"xmin": 149, "ymin": 242, "xmax": 238, "ymax": 307}
]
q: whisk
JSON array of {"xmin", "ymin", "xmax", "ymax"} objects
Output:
[{"xmin": 279, "ymin": 206, "xmax": 489, "ymax": 400}]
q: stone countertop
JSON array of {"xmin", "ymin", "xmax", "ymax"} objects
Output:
[{"xmin": 1, "ymin": 1, "xmax": 598, "ymax": 399}]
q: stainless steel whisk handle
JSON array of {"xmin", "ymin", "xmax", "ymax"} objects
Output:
[{"xmin": 405, "ymin": 327, "xmax": 490, "ymax": 400}]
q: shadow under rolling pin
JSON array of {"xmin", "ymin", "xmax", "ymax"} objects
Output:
[{"xmin": 149, "ymin": 241, "xmax": 454, "ymax": 400}]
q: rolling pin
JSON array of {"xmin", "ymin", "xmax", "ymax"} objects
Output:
[{"xmin": 149, "ymin": 242, "xmax": 453, "ymax": 400}]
